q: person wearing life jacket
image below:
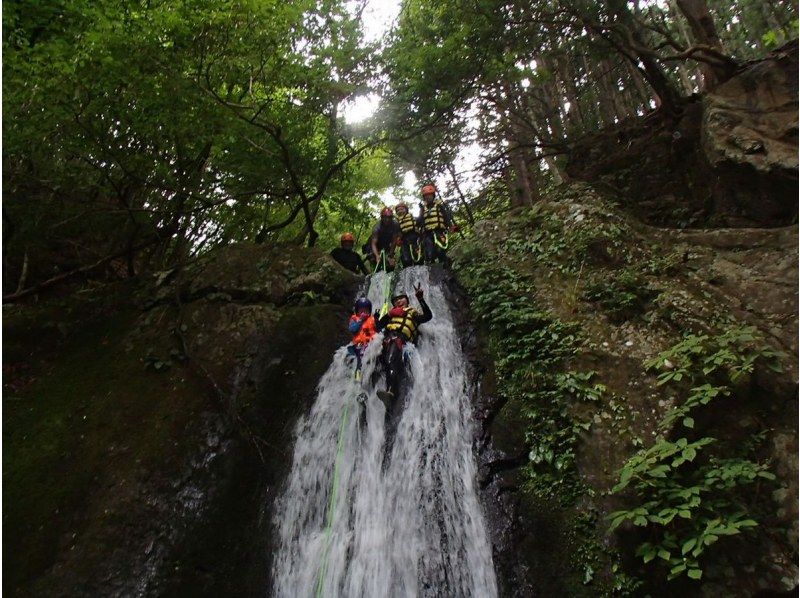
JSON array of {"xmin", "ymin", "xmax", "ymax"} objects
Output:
[
  {"xmin": 370, "ymin": 207, "xmax": 401, "ymax": 271},
  {"xmin": 417, "ymin": 184, "xmax": 456, "ymax": 264},
  {"xmin": 330, "ymin": 232, "xmax": 368, "ymax": 275},
  {"xmin": 375, "ymin": 284, "xmax": 432, "ymax": 400},
  {"xmin": 347, "ymin": 297, "xmax": 377, "ymax": 374},
  {"xmin": 394, "ymin": 202, "xmax": 420, "ymax": 267}
]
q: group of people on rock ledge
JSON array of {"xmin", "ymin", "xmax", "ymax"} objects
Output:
[{"xmin": 329, "ymin": 183, "xmax": 458, "ymax": 276}]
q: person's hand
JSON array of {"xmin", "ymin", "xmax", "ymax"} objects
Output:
[
  {"xmin": 388, "ymin": 257, "xmax": 396, "ymax": 267},
  {"xmin": 450, "ymin": 224, "xmax": 459, "ymax": 233},
  {"xmin": 414, "ymin": 283, "xmax": 424, "ymax": 300}
]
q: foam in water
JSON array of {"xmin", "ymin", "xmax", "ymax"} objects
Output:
[{"xmin": 272, "ymin": 266, "xmax": 497, "ymax": 597}]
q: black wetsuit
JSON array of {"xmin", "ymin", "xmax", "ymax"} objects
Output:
[{"xmin": 330, "ymin": 246, "xmax": 368, "ymax": 275}]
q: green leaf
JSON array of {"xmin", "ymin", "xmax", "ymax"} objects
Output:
[
  {"xmin": 687, "ymin": 568, "xmax": 702, "ymax": 580},
  {"xmin": 681, "ymin": 538, "xmax": 696, "ymax": 554},
  {"xmin": 683, "ymin": 417, "xmax": 694, "ymax": 429}
]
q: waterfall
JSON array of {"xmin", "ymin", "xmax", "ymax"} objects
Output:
[{"xmin": 272, "ymin": 266, "xmax": 497, "ymax": 597}]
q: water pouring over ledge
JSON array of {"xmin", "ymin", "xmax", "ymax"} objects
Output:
[{"xmin": 272, "ymin": 266, "xmax": 498, "ymax": 597}]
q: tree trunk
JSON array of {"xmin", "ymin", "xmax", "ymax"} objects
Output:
[
  {"xmin": 606, "ymin": 0, "xmax": 684, "ymax": 115},
  {"xmin": 675, "ymin": 0, "xmax": 728, "ymax": 89},
  {"xmin": 558, "ymin": 55, "xmax": 586, "ymax": 131},
  {"xmin": 445, "ymin": 163, "xmax": 475, "ymax": 225},
  {"xmin": 580, "ymin": 55, "xmax": 604, "ymax": 128},
  {"xmin": 626, "ymin": 61, "xmax": 653, "ymax": 109},
  {"xmin": 15, "ymin": 248, "xmax": 29, "ymax": 294},
  {"xmin": 589, "ymin": 58, "xmax": 618, "ymax": 126}
]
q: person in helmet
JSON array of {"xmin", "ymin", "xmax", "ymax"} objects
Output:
[
  {"xmin": 370, "ymin": 206, "xmax": 402, "ymax": 271},
  {"xmin": 347, "ymin": 297, "xmax": 378, "ymax": 375},
  {"xmin": 394, "ymin": 202, "xmax": 421, "ymax": 267},
  {"xmin": 330, "ymin": 232, "xmax": 368, "ymax": 275},
  {"xmin": 375, "ymin": 283, "xmax": 432, "ymax": 401},
  {"xmin": 417, "ymin": 184, "xmax": 454, "ymax": 264}
]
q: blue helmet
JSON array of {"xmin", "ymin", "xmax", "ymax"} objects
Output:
[{"xmin": 354, "ymin": 297, "xmax": 372, "ymax": 313}]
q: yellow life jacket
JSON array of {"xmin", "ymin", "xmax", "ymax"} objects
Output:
[
  {"xmin": 397, "ymin": 212, "xmax": 416, "ymax": 235},
  {"xmin": 385, "ymin": 307, "xmax": 419, "ymax": 342},
  {"xmin": 422, "ymin": 201, "xmax": 447, "ymax": 232}
]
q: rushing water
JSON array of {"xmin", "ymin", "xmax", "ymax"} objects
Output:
[{"xmin": 272, "ymin": 266, "xmax": 498, "ymax": 598}]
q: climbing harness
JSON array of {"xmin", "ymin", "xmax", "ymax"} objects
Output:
[{"xmin": 315, "ymin": 399, "xmax": 351, "ymax": 598}]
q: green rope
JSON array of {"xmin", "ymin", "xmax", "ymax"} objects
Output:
[
  {"xmin": 379, "ymin": 271, "xmax": 392, "ymax": 317},
  {"xmin": 433, "ymin": 231, "xmax": 449, "ymax": 250},
  {"xmin": 315, "ymin": 400, "xmax": 351, "ymax": 598},
  {"xmin": 372, "ymin": 250, "xmax": 386, "ymax": 275},
  {"xmin": 410, "ymin": 242, "xmax": 423, "ymax": 264}
]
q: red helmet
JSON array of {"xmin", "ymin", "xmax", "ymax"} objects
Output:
[
  {"xmin": 380, "ymin": 206, "xmax": 393, "ymax": 218},
  {"xmin": 395, "ymin": 202, "xmax": 408, "ymax": 213},
  {"xmin": 421, "ymin": 184, "xmax": 436, "ymax": 196},
  {"xmin": 340, "ymin": 232, "xmax": 355, "ymax": 243}
]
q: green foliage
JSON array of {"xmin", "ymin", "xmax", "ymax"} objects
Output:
[
  {"xmin": 645, "ymin": 326, "xmax": 785, "ymax": 388},
  {"xmin": 3, "ymin": 0, "xmax": 394, "ymax": 290},
  {"xmin": 608, "ymin": 326, "xmax": 781, "ymax": 581},
  {"xmin": 573, "ymin": 510, "xmax": 644, "ymax": 595},
  {"xmin": 583, "ymin": 268, "xmax": 656, "ymax": 321},
  {"xmin": 457, "ymin": 219, "xmax": 592, "ymax": 503}
]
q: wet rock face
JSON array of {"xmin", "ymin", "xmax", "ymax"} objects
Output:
[
  {"xmin": 702, "ymin": 40, "xmax": 798, "ymax": 226},
  {"xmin": 566, "ymin": 41, "xmax": 798, "ymax": 228},
  {"xmin": 3, "ymin": 243, "xmax": 362, "ymax": 596}
]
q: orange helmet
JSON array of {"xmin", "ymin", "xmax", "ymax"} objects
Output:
[
  {"xmin": 395, "ymin": 202, "xmax": 408, "ymax": 213},
  {"xmin": 380, "ymin": 206, "xmax": 394, "ymax": 218},
  {"xmin": 421, "ymin": 184, "xmax": 436, "ymax": 196},
  {"xmin": 340, "ymin": 232, "xmax": 355, "ymax": 243}
]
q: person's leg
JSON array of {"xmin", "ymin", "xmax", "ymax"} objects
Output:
[
  {"xmin": 422, "ymin": 231, "xmax": 435, "ymax": 263},
  {"xmin": 400, "ymin": 239, "xmax": 412, "ymax": 267}
]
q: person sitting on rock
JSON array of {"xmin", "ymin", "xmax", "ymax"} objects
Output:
[
  {"xmin": 394, "ymin": 202, "xmax": 421, "ymax": 267},
  {"xmin": 347, "ymin": 297, "xmax": 377, "ymax": 377},
  {"xmin": 417, "ymin": 184, "xmax": 456, "ymax": 264},
  {"xmin": 371, "ymin": 207, "xmax": 401, "ymax": 272},
  {"xmin": 330, "ymin": 232, "xmax": 368, "ymax": 275}
]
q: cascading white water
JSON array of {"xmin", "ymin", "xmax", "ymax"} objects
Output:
[{"xmin": 272, "ymin": 266, "xmax": 497, "ymax": 598}]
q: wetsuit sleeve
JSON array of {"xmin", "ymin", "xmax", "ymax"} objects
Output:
[
  {"xmin": 376, "ymin": 312, "xmax": 390, "ymax": 331},
  {"xmin": 415, "ymin": 298, "xmax": 433, "ymax": 324}
]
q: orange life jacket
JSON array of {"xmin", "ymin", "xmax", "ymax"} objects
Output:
[{"xmin": 351, "ymin": 314, "xmax": 377, "ymax": 346}]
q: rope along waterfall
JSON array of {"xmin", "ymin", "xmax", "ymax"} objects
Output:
[{"xmin": 272, "ymin": 266, "xmax": 498, "ymax": 597}]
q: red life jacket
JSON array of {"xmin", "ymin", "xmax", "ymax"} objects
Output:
[{"xmin": 351, "ymin": 314, "xmax": 377, "ymax": 346}]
